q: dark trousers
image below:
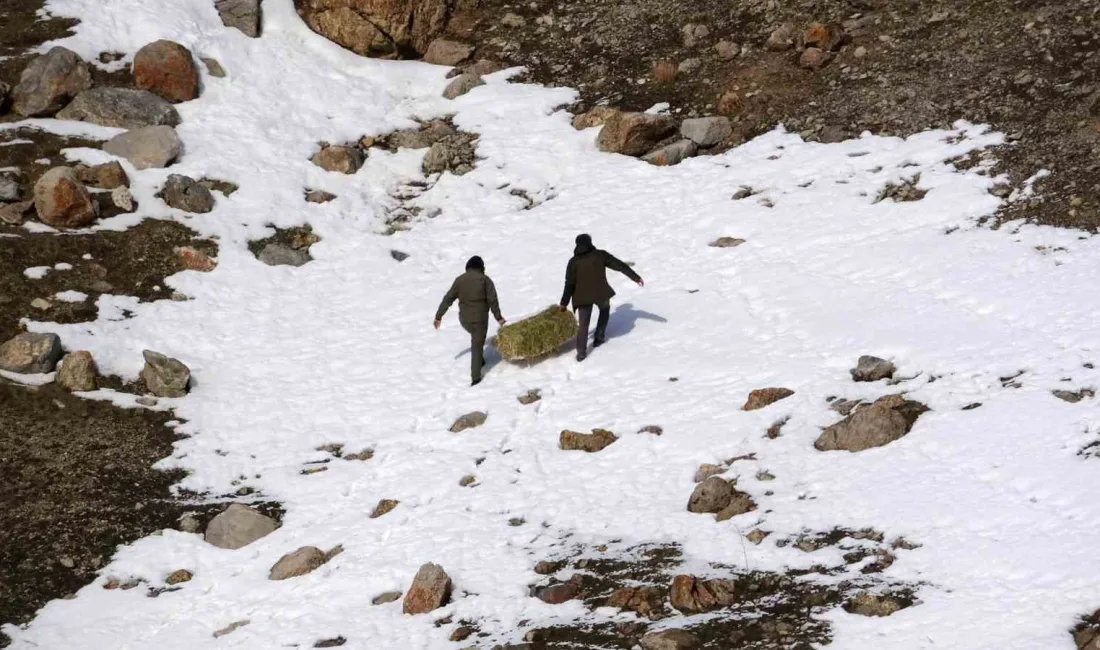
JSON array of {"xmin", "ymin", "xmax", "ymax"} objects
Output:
[
  {"xmin": 576, "ymin": 301, "xmax": 610, "ymax": 356},
  {"xmin": 462, "ymin": 320, "xmax": 488, "ymax": 382}
]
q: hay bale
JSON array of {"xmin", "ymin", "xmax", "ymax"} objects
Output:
[{"xmin": 494, "ymin": 306, "xmax": 578, "ymax": 361}]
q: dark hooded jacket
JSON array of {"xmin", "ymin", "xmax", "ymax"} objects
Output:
[
  {"xmin": 436, "ymin": 268, "xmax": 502, "ymax": 327},
  {"xmin": 560, "ymin": 236, "xmax": 641, "ymax": 309}
]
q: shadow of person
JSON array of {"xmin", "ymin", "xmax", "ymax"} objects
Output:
[
  {"xmin": 454, "ymin": 339, "xmax": 503, "ymax": 371},
  {"xmin": 604, "ymin": 303, "xmax": 668, "ymax": 341}
]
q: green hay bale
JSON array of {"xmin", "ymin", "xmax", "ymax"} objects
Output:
[{"xmin": 494, "ymin": 306, "xmax": 578, "ymax": 362}]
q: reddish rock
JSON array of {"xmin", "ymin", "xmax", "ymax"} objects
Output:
[
  {"xmin": 33, "ymin": 167, "xmax": 97, "ymax": 228},
  {"xmin": 402, "ymin": 563, "xmax": 451, "ymax": 614},
  {"xmin": 802, "ymin": 22, "xmax": 845, "ymax": 52},
  {"xmin": 669, "ymin": 574, "xmax": 738, "ymax": 613},
  {"xmin": 799, "ymin": 47, "xmax": 833, "ymax": 70},
  {"xmin": 559, "ymin": 428, "xmax": 618, "ymax": 452},
  {"xmin": 176, "ymin": 246, "xmax": 216, "ymax": 272},
  {"xmin": 536, "ymin": 577, "xmax": 580, "ymax": 604},
  {"xmin": 134, "ymin": 40, "xmax": 200, "ymax": 103},
  {"xmin": 742, "ymin": 387, "xmax": 795, "ymax": 411}
]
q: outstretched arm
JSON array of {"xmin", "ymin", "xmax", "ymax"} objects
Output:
[
  {"xmin": 559, "ymin": 258, "xmax": 577, "ymax": 308},
  {"xmin": 605, "ymin": 252, "xmax": 643, "ymax": 285},
  {"xmin": 434, "ymin": 279, "xmax": 459, "ymax": 326},
  {"xmin": 486, "ymin": 277, "xmax": 504, "ymax": 324}
]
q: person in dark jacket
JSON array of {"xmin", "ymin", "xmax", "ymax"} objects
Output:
[
  {"xmin": 557, "ymin": 234, "xmax": 643, "ymax": 361},
  {"xmin": 435, "ymin": 256, "xmax": 506, "ymax": 386}
]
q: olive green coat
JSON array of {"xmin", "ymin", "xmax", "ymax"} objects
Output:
[{"xmin": 436, "ymin": 270, "xmax": 503, "ymax": 326}]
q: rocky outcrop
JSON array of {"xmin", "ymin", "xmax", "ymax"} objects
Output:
[
  {"xmin": 103, "ymin": 126, "xmax": 183, "ymax": 170},
  {"xmin": 58, "ymin": 351, "xmax": 98, "ymax": 391},
  {"xmin": 217, "ymin": 0, "xmax": 262, "ymax": 37},
  {"xmin": 560, "ymin": 428, "xmax": 618, "ymax": 452},
  {"xmin": 204, "ymin": 504, "xmax": 279, "ymax": 549},
  {"xmin": 815, "ymin": 394, "xmax": 929, "ymax": 452},
  {"xmin": 33, "ymin": 167, "xmax": 98, "ymax": 228},
  {"xmin": 161, "ymin": 175, "xmax": 216, "ymax": 213},
  {"xmin": 11, "ymin": 47, "xmax": 92, "ymax": 117},
  {"xmin": 596, "ymin": 111, "xmax": 677, "ymax": 156},
  {"xmin": 742, "ymin": 387, "xmax": 794, "ymax": 411},
  {"xmin": 140, "ymin": 350, "xmax": 191, "ymax": 398},
  {"xmin": 134, "ymin": 40, "xmax": 200, "ymax": 103},
  {"xmin": 57, "ymin": 88, "xmax": 181, "ymax": 129},
  {"xmin": 294, "ymin": 0, "xmax": 468, "ymax": 58},
  {"xmin": 0, "ymin": 333, "xmax": 63, "ymax": 374},
  {"xmin": 402, "ymin": 562, "xmax": 452, "ymax": 614}
]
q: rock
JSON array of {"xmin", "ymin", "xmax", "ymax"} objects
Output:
[
  {"xmin": 642, "ymin": 140, "xmax": 697, "ymax": 166},
  {"xmin": 717, "ymin": 90, "xmax": 742, "ymax": 116},
  {"xmin": 112, "ymin": 186, "xmax": 135, "ymax": 212},
  {"xmin": 715, "ymin": 491, "xmax": 757, "ymax": 521},
  {"xmin": 0, "ymin": 332, "xmax": 63, "ymax": 374},
  {"xmin": 74, "ymin": 161, "xmax": 129, "ymax": 189},
  {"xmin": 134, "ymin": 40, "xmax": 200, "ymax": 103},
  {"xmin": 177, "ymin": 246, "xmax": 217, "ymax": 272},
  {"xmin": 596, "ymin": 112, "xmax": 677, "ymax": 157},
  {"xmin": 443, "ymin": 73, "xmax": 483, "ymax": 99},
  {"xmin": 714, "ymin": 40, "xmax": 739, "ymax": 60},
  {"xmin": 372, "ymin": 591, "xmax": 402, "ymax": 605},
  {"xmin": 746, "ymin": 529, "xmax": 770, "ymax": 545},
  {"xmin": 677, "ymin": 58, "xmax": 701, "ymax": 74},
  {"xmin": 709, "ymin": 237, "xmax": 745, "ymax": 248},
  {"xmin": 103, "ymin": 125, "xmax": 182, "ymax": 170},
  {"xmin": 216, "ymin": 0, "xmax": 262, "ymax": 37},
  {"xmin": 607, "ymin": 586, "xmax": 665, "ymax": 618},
  {"xmin": 311, "ymin": 145, "xmax": 363, "ymax": 174},
  {"xmin": 560, "ymin": 428, "xmax": 618, "ymax": 452},
  {"xmin": 0, "ymin": 201, "xmax": 34, "ymax": 225},
  {"xmin": 296, "ymin": 0, "xmax": 455, "ymax": 58},
  {"xmin": 30, "ymin": 298, "xmax": 51, "ymax": 311},
  {"xmin": 179, "ymin": 513, "xmax": 202, "ymax": 533},
  {"xmin": 830, "ymin": 398, "xmax": 864, "ymax": 416},
  {"xmin": 680, "ymin": 116, "xmax": 732, "ymax": 147},
  {"xmin": 449, "ymin": 627, "xmax": 473, "ymax": 642},
  {"xmin": 140, "ymin": 349, "xmax": 191, "ymax": 398},
  {"xmin": 12, "ymin": 47, "xmax": 92, "ymax": 117},
  {"xmin": 687, "ymin": 476, "xmax": 753, "ymax": 515},
  {"xmin": 535, "ymin": 578, "xmax": 580, "ymax": 604},
  {"xmin": 742, "ymin": 387, "xmax": 794, "ymax": 411},
  {"xmin": 669, "ymin": 575, "xmax": 737, "ymax": 614},
  {"xmin": 57, "ymin": 88, "xmax": 181, "ymax": 129},
  {"xmin": 694, "ymin": 464, "xmax": 725, "ymax": 483},
  {"xmin": 305, "ymin": 189, "xmax": 337, "ymax": 203},
  {"xmin": 449, "ymin": 411, "xmax": 487, "ymax": 433},
  {"xmin": 422, "ymin": 138, "xmax": 475, "ymax": 175},
  {"xmin": 370, "ymin": 499, "xmax": 399, "ymax": 518},
  {"xmin": 517, "ymin": 389, "xmax": 541, "ymax": 405},
  {"xmin": 165, "ymin": 569, "xmax": 193, "ymax": 585},
  {"xmin": 202, "ymin": 57, "xmax": 227, "ymax": 77},
  {"xmin": 851, "ymin": 355, "xmax": 896, "ymax": 382},
  {"xmin": 465, "ymin": 59, "xmax": 506, "ymax": 76},
  {"xmin": 681, "ymin": 23, "xmax": 710, "ymax": 48},
  {"xmin": 402, "ymin": 563, "xmax": 452, "ymax": 614},
  {"xmin": 0, "ymin": 175, "xmax": 20, "ymax": 202},
  {"xmin": 799, "ymin": 48, "xmax": 832, "ymax": 70},
  {"xmin": 258, "ymin": 243, "xmax": 311, "ymax": 267},
  {"xmin": 204, "ymin": 503, "xmax": 278, "ymax": 549},
  {"xmin": 33, "ymin": 167, "xmax": 98, "ymax": 228},
  {"xmin": 572, "ymin": 106, "xmax": 619, "ymax": 130},
  {"xmin": 161, "ymin": 174, "xmax": 215, "ymax": 213},
  {"xmin": 640, "ymin": 629, "xmax": 699, "ymax": 650},
  {"xmin": 845, "ymin": 591, "xmax": 910, "ymax": 617},
  {"xmin": 1054, "ymin": 388, "xmax": 1095, "ymax": 403},
  {"xmin": 638, "ymin": 425, "xmax": 663, "ymax": 435},
  {"xmin": 765, "ymin": 24, "xmax": 797, "ymax": 52},
  {"xmin": 815, "ymin": 394, "xmax": 929, "ymax": 452},
  {"xmin": 269, "ymin": 546, "xmax": 328, "ymax": 580},
  {"xmin": 803, "ymin": 22, "xmax": 845, "ymax": 52},
  {"xmin": 424, "ymin": 39, "xmax": 474, "ymax": 66},
  {"xmin": 58, "ymin": 351, "xmax": 97, "ymax": 391},
  {"xmin": 390, "ymin": 249, "xmax": 409, "ymax": 262},
  {"xmin": 213, "ymin": 620, "xmax": 250, "ymax": 638},
  {"xmin": 534, "ymin": 560, "xmax": 564, "ymax": 575}
]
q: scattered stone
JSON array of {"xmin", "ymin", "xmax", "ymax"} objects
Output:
[
  {"xmin": 372, "ymin": 591, "xmax": 402, "ymax": 605},
  {"xmin": 422, "ymin": 137, "xmax": 477, "ymax": 175},
  {"xmin": 0, "ymin": 200, "xmax": 33, "ymax": 225},
  {"xmin": 560, "ymin": 428, "xmax": 618, "ymax": 452},
  {"xmin": 742, "ymin": 387, "xmax": 794, "ymax": 411},
  {"xmin": 607, "ymin": 585, "xmax": 665, "ymax": 618},
  {"xmin": 30, "ymin": 298, "xmax": 51, "ymax": 311},
  {"xmin": 681, "ymin": 116, "xmax": 732, "ymax": 147},
  {"xmin": 815, "ymin": 394, "xmax": 929, "ymax": 452},
  {"xmin": 534, "ymin": 560, "xmax": 564, "ymax": 575},
  {"xmin": 213, "ymin": 620, "xmax": 250, "ymax": 638},
  {"xmin": 269, "ymin": 546, "xmax": 328, "ymax": 580},
  {"xmin": 140, "ymin": 350, "xmax": 191, "ymax": 398},
  {"xmin": 669, "ymin": 575, "xmax": 738, "ymax": 614},
  {"xmin": 640, "ymin": 628, "xmax": 699, "ymax": 650},
  {"xmin": 258, "ymin": 243, "xmax": 310, "ymax": 267},
  {"xmin": 746, "ymin": 529, "xmax": 770, "ymax": 545},
  {"xmin": 765, "ymin": 23, "xmax": 798, "ymax": 51},
  {"xmin": 642, "ymin": 140, "xmax": 697, "ymax": 166},
  {"xmin": 58, "ymin": 351, "xmax": 97, "ymax": 391},
  {"xmin": 311, "ymin": 145, "xmax": 363, "ymax": 174},
  {"xmin": 694, "ymin": 464, "xmax": 725, "ymax": 483},
  {"xmin": 709, "ymin": 237, "xmax": 745, "ymax": 248},
  {"xmin": 677, "ymin": 58, "xmax": 701, "ymax": 75},
  {"xmin": 535, "ymin": 577, "xmax": 580, "ymax": 604},
  {"xmin": 450, "ymin": 627, "xmax": 473, "ymax": 642},
  {"xmin": 178, "ymin": 513, "xmax": 202, "ymax": 533},
  {"xmin": 687, "ymin": 476, "xmax": 734, "ymax": 514},
  {"xmin": 216, "ymin": 0, "xmax": 262, "ymax": 37},
  {"xmin": 202, "ymin": 57, "xmax": 227, "ymax": 77},
  {"xmin": 450, "ymin": 411, "xmax": 487, "ymax": 433},
  {"xmin": 572, "ymin": 106, "xmax": 619, "ymax": 130},
  {"xmin": 176, "ymin": 246, "xmax": 217, "ymax": 272},
  {"xmin": 851, "ymin": 355, "xmax": 897, "ymax": 382},
  {"xmin": 714, "ymin": 40, "xmax": 739, "ymax": 60},
  {"xmin": 0, "ymin": 332, "xmax": 63, "ymax": 374},
  {"xmin": 112, "ymin": 186, "xmax": 135, "ymax": 212},
  {"xmin": 390, "ymin": 249, "xmax": 409, "ymax": 262},
  {"xmin": 305, "ymin": 189, "xmax": 337, "ymax": 203},
  {"xmin": 803, "ymin": 23, "xmax": 845, "ymax": 52},
  {"xmin": 371, "ymin": 499, "xmax": 399, "ymax": 518},
  {"xmin": 443, "ymin": 73, "xmax": 484, "ymax": 99},
  {"xmin": 681, "ymin": 23, "xmax": 710, "ymax": 48},
  {"xmin": 638, "ymin": 425, "xmax": 663, "ymax": 435},
  {"xmin": 134, "ymin": 40, "xmax": 200, "ymax": 103},
  {"xmin": 518, "ymin": 389, "xmax": 542, "ymax": 405},
  {"xmin": 424, "ymin": 39, "xmax": 474, "ymax": 66},
  {"xmin": 845, "ymin": 591, "xmax": 910, "ymax": 617},
  {"xmin": 165, "ymin": 569, "xmax": 193, "ymax": 585},
  {"xmin": 597, "ymin": 111, "xmax": 677, "ymax": 156},
  {"xmin": 402, "ymin": 563, "xmax": 452, "ymax": 615},
  {"xmin": 205, "ymin": 504, "xmax": 278, "ymax": 549},
  {"xmin": 715, "ymin": 491, "xmax": 757, "ymax": 521},
  {"xmin": 800, "ymin": 48, "xmax": 832, "ymax": 70},
  {"xmin": 501, "ymin": 12, "xmax": 526, "ymax": 27},
  {"xmin": 34, "ymin": 167, "xmax": 98, "ymax": 228},
  {"xmin": 1054, "ymin": 388, "xmax": 1095, "ymax": 403},
  {"xmin": 829, "ymin": 398, "xmax": 864, "ymax": 416},
  {"xmin": 0, "ymin": 175, "xmax": 20, "ymax": 202},
  {"xmin": 161, "ymin": 174, "xmax": 215, "ymax": 213},
  {"xmin": 103, "ymin": 125, "xmax": 182, "ymax": 170},
  {"xmin": 57, "ymin": 87, "xmax": 180, "ymax": 129},
  {"xmin": 314, "ymin": 637, "xmax": 347, "ymax": 648},
  {"xmin": 12, "ymin": 47, "xmax": 92, "ymax": 117},
  {"xmin": 74, "ymin": 161, "xmax": 129, "ymax": 189}
]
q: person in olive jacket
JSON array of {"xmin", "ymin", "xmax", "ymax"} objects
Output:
[
  {"xmin": 435, "ymin": 256, "xmax": 506, "ymax": 386},
  {"xmin": 557, "ymin": 234, "xmax": 643, "ymax": 361}
]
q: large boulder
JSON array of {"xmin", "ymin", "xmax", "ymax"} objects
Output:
[
  {"xmin": 161, "ymin": 174, "xmax": 215, "ymax": 213},
  {"xmin": 57, "ymin": 87, "xmax": 181, "ymax": 130},
  {"xmin": 814, "ymin": 394, "xmax": 929, "ymax": 452},
  {"xmin": 687, "ymin": 477, "xmax": 756, "ymax": 519},
  {"xmin": 402, "ymin": 563, "xmax": 452, "ymax": 614},
  {"xmin": 311, "ymin": 144, "xmax": 363, "ymax": 174},
  {"xmin": 680, "ymin": 116, "xmax": 732, "ymax": 147},
  {"xmin": 58, "ymin": 351, "xmax": 98, "ymax": 391},
  {"xmin": 103, "ymin": 126, "xmax": 182, "ymax": 170},
  {"xmin": 269, "ymin": 546, "xmax": 327, "ymax": 580},
  {"xmin": 134, "ymin": 40, "xmax": 200, "ymax": 103},
  {"xmin": 597, "ymin": 111, "xmax": 677, "ymax": 157},
  {"xmin": 205, "ymin": 503, "xmax": 279, "ymax": 549},
  {"xmin": 294, "ymin": 0, "xmax": 461, "ymax": 58},
  {"xmin": 140, "ymin": 349, "xmax": 191, "ymax": 397},
  {"xmin": 217, "ymin": 0, "xmax": 262, "ymax": 37},
  {"xmin": 0, "ymin": 332, "xmax": 63, "ymax": 374},
  {"xmin": 12, "ymin": 47, "xmax": 92, "ymax": 117},
  {"xmin": 33, "ymin": 167, "xmax": 98, "ymax": 228}
]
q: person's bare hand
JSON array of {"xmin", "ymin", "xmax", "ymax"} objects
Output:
[
  {"xmin": 433, "ymin": 319, "xmax": 441, "ymax": 330},
  {"xmin": 497, "ymin": 317, "xmax": 506, "ymax": 326},
  {"xmin": 637, "ymin": 279, "xmax": 645, "ymax": 287},
  {"xmin": 555, "ymin": 304, "xmax": 566, "ymax": 312}
]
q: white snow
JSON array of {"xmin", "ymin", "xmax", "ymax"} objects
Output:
[
  {"xmin": 53, "ymin": 290, "xmax": 87, "ymax": 303},
  {"xmin": 4, "ymin": 1, "xmax": 1099, "ymax": 649},
  {"xmin": 22, "ymin": 266, "xmax": 50, "ymax": 279},
  {"xmin": 0, "ymin": 369, "xmax": 56, "ymax": 386},
  {"xmin": 53, "ymin": 262, "xmax": 73, "ymax": 271}
]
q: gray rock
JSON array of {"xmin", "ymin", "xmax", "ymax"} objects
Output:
[
  {"xmin": 815, "ymin": 394, "xmax": 929, "ymax": 452},
  {"xmin": 677, "ymin": 58, "xmax": 701, "ymax": 74},
  {"xmin": 258, "ymin": 243, "xmax": 310, "ymax": 267},
  {"xmin": 596, "ymin": 111, "xmax": 677, "ymax": 156},
  {"xmin": 0, "ymin": 332, "xmax": 63, "ymax": 374},
  {"xmin": 57, "ymin": 87, "xmax": 180, "ymax": 130},
  {"xmin": 422, "ymin": 138, "xmax": 476, "ymax": 175},
  {"xmin": 12, "ymin": 47, "xmax": 92, "ymax": 117},
  {"xmin": 205, "ymin": 503, "xmax": 278, "ymax": 549},
  {"xmin": 450, "ymin": 411, "xmax": 487, "ymax": 433},
  {"xmin": 269, "ymin": 546, "xmax": 327, "ymax": 580},
  {"xmin": 642, "ymin": 140, "xmax": 697, "ymax": 166},
  {"xmin": 687, "ymin": 476, "xmax": 734, "ymax": 513},
  {"xmin": 714, "ymin": 40, "xmax": 739, "ymax": 60},
  {"xmin": 850, "ymin": 355, "xmax": 896, "ymax": 382},
  {"xmin": 390, "ymin": 249, "xmax": 409, "ymax": 262},
  {"xmin": 640, "ymin": 629, "xmax": 699, "ymax": 650},
  {"xmin": 372, "ymin": 591, "xmax": 402, "ymax": 605},
  {"xmin": 305, "ymin": 189, "xmax": 336, "ymax": 203},
  {"xmin": 0, "ymin": 200, "xmax": 33, "ymax": 225},
  {"xmin": 140, "ymin": 349, "xmax": 191, "ymax": 398},
  {"xmin": 694, "ymin": 464, "xmax": 725, "ymax": 483},
  {"xmin": 161, "ymin": 174, "xmax": 215, "ymax": 213},
  {"xmin": 709, "ymin": 237, "xmax": 745, "ymax": 248},
  {"xmin": 681, "ymin": 117, "xmax": 732, "ymax": 147},
  {"xmin": 216, "ymin": 0, "xmax": 262, "ymax": 37},
  {"xmin": 112, "ymin": 186, "xmax": 135, "ymax": 212},
  {"xmin": 402, "ymin": 563, "xmax": 452, "ymax": 614},
  {"xmin": 0, "ymin": 175, "xmax": 20, "ymax": 202},
  {"xmin": 178, "ymin": 513, "xmax": 202, "ymax": 533},
  {"xmin": 443, "ymin": 73, "xmax": 484, "ymax": 100},
  {"xmin": 33, "ymin": 167, "xmax": 98, "ymax": 228},
  {"xmin": 311, "ymin": 145, "xmax": 363, "ymax": 174},
  {"xmin": 424, "ymin": 39, "xmax": 474, "ymax": 66},
  {"xmin": 58, "ymin": 351, "xmax": 97, "ymax": 391},
  {"xmin": 103, "ymin": 126, "xmax": 182, "ymax": 170}
]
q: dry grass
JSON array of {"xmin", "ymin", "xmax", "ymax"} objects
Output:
[
  {"xmin": 494, "ymin": 306, "xmax": 577, "ymax": 362},
  {"xmin": 651, "ymin": 60, "xmax": 676, "ymax": 84}
]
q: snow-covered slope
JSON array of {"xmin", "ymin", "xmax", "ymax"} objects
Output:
[{"xmin": 4, "ymin": 1, "xmax": 1100, "ymax": 648}]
